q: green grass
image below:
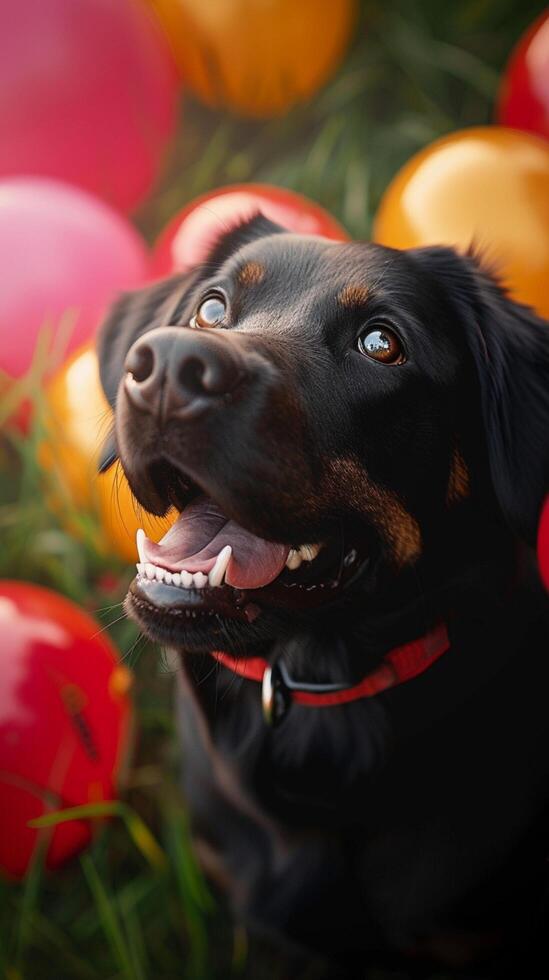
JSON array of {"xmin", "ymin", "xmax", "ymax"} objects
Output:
[{"xmin": 0, "ymin": 1, "xmax": 545, "ymax": 976}]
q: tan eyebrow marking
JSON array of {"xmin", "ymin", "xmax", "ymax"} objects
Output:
[
  {"xmin": 338, "ymin": 284, "xmax": 370, "ymax": 307},
  {"xmin": 238, "ymin": 261, "xmax": 265, "ymax": 286},
  {"xmin": 446, "ymin": 447, "xmax": 470, "ymax": 506}
]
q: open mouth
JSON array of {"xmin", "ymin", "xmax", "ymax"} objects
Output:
[{"xmin": 127, "ymin": 487, "xmax": 368, "ymax": 644}]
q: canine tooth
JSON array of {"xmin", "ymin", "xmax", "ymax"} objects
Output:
[
  {"xmin": 145, "ymin": 563, "xmax": 155, "ymax": 580},
  {"xmin": 208, "ymin": 545, "xmax": 232, "ymax": 587},
  {"xmin": 180, "ymin": 570, "xmax": 193, "ymax": 589},
  {"xmin": 285, "ymin": 549, "xmax": 303, "ymax": 571},
  {"xmin": 298, "ymin": 543, "xmax": 321, "ymax": 562},
  {"xmin": 172, "ymin": 572, "xmax": 181, "ymax": 587},
  {"xmin": 193, "ymin": 572, "xmax": 208, "ymax": 589},
  {"xmin": 136, "ymin": 528, "xmax": 147, "ymax": 564}
]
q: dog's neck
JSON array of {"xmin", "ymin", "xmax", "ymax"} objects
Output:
[
  {"xmin": 184, "ymin": 516, "xmax": 530, "ymax": 725},
  {"xmin": 176, "ymin": 518, "xmax": 548, "ymax": 833}
]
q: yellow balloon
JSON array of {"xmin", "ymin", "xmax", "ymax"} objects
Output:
[
  {"xmin": 41, "ymin": 344, "xmax": 175, "ymax": 563},
  {"xmin": 150, "ymin": 0, "xmax": 356, "ymax": 117},
  {"xmin": 373, "ymin": 127, "xmax": 549, "ymax": 318}
]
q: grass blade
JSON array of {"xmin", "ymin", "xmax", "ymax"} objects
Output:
[
  {"xmin": 80, "ymin": 853, "xmax": 135, "ymax": 980},
  {"xmin": 29, "ymin": 801, "xmax": 167, "ymax": 872}
]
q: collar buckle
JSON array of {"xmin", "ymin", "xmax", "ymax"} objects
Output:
[{"xmin": 261, "ymin": 662, "xmax": 291, "ymax": 726}]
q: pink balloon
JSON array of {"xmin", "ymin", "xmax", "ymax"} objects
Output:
[
  {"xmin": 0, "ymin": 0, "xmax": 179, "ymax": 213},
  {"xmin": 0, "ymin": 178, "xmax": 150, "ymax": 379}
]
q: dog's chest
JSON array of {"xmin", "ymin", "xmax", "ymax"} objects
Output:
[{"xmin": 174, "ymin": 647, "xmax": 549, "ymax": 955}]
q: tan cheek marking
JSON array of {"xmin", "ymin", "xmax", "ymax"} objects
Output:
[
  {"xmin": 446, "ymin": 447, "xmax": 470, "ymax": 506},
  {"xmin": 338, "ymin": 284, "xmax": 370, "ymax": 307},
  {"xmin": 238, "ymin": 261, "xmax": 265, "ymax": 286},
  {"xmin": 323, "ymin": 457, "xmax": 422, "ymax": 567}
]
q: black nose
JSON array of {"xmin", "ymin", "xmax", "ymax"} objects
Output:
[{"xmin": 123, "ymin": 326, "xmax": 246, "ymax": 422}]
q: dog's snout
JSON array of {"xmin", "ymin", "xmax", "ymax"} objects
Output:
[{"xmin": 124, "ymin": 327, "xmax": 245, "ymax": 422}]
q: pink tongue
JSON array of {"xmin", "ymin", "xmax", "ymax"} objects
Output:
[{"xmin": 141, "ymin": 497, "xmax": 289, "ymax": 589}]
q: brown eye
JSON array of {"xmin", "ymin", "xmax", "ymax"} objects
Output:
[
  {"xmin": 192, "ymin": 294, "xmax": 226, "ymax": 328},
  {"xmin": 358, "ymin": 327, "xmax": 405, "ymax": 364}
]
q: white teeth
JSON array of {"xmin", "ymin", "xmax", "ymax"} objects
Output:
[
  {"xmin": 136, "ymin": 528, "xmax": 147, "ymax": 564},
  {"xmin": 135, "ymin": 535, "xmax": 324, "ymax": 595},
  {"xmin": 285, "ymin": 549, "xmax": 302, "ymax": 571},
  {"xmin": 285, "ymin": 543, "xmax": 322, "ymax": 570},
  {"xmin": 134, "ymin": 544, "xmax": 233, "ymax": 593},
  {"xmin": 299, "ymin": 543, "xmax": 321, "ymax": 562},
  {"xmin": 208, "ymin": 545, "xmax": 232, "ymax": 587},
  {"xmin": 137, "ymin": 562, "xmax": 205, "ymax": 590}
]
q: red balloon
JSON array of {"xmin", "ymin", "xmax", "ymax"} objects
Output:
[
  {"xmin": 152, "ymin": 184, "xmax": 349, "ymax": 276},
  {"xmin": 0, "ymin": 0, "xmax": 179, "ymax": 212},
  {"xmin": 498, "ymin": 10, "xmax": 549, "ymax": 142},
  {"xmin": 539, "ymin": 497, "xmax": 549, "ymax": 592},
  {"xmin": 0, "ymin": 582, "xmax": 133, "ymax": 878}
]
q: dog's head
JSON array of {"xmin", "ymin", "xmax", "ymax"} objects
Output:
[{"xmin": 98, "ymin": 217, "xmax": 549, "ymax": 653}]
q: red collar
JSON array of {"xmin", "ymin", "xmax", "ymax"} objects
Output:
[{"xmin": 211, "ymin": 622, "xmax": 450, "ymax": 725}]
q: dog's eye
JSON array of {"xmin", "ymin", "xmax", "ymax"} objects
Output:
[
  {"xmin": 358, "ymin": 327, "xmax": 405, "ymax": 365},
  {"xmin": 192, "ymin": 294, "xmax": 227, "ymax": 328}
]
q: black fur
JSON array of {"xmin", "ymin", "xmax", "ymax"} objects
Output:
[
  {"xmin": 98, "ymin": 220, "xmax": 549, "ymax": 977},
  {"xmin": 411, "ymin": 245, "xmax": 549, "ymax": 543}
]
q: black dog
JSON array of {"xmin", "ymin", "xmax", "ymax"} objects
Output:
[{"xmin": 98, "ymin": 217, "xmax": 549, "ymax": 977}]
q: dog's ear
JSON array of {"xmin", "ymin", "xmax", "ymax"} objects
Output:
[{"xmin": 412, "ymin": 245, "xmax": 549, "ymax": 544}]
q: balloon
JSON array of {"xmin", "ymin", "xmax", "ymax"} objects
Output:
[
  {"xmin": 373, "ymin": 127, "xmax": 549, "ymax": 318},
  {"xmin": 498, "ymin": 11, "xmax": 549, "ymax": 143},
  {"xmin": 0, "ymin": 0, "xmax": 179, "ymax": 212},
  {"xmin": 42, "ymin": 344, "xmax": 175, "ymax": 564},
  {"xmin": 0, "ymin": 178, "xmax": 149, "ymax": 380},
  {"xmin": 152, "ymin": 183, "xmax": 349, "ymax": 276},
  {"xmin": 539, "ymin": 497, "xmax": 549, "ymax": 592},
  {"xmin": 0, "ymin": 581, "xmax": 132, "ymax": 878},
  {"xmin": 149, "ymin": 0, "xmax": 355, "ymax": 117}
]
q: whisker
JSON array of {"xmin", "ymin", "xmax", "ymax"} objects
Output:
[
  {"xmin": 94, "ymin": 601, "xmax": 125, "ymax": 615},
  {"xmin": 89, "ymin": 610, "xmax": 129, "ymax": 638},
  {"xmin": 121, "ymin": 632, "xmax": 147, "ymax": 666}
]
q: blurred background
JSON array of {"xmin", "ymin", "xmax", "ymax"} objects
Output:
[{"xmin": 1, "ymin": 1, "xmax": 549, "ymax": 977}]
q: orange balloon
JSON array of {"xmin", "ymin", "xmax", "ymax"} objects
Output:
[
  {"xmin": 42, "ymin": 344, "xmax": 175, "ymax": 563},
  {"xmin": 373, "ymin": 127, "xmax": 549, "ymax": 318},
  {"xmin": 149, "ymin": 0, "xmax": 356, "ymax": 117}
]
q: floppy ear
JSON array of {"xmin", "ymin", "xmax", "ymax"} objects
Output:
[{"xmin": 412, "ymin": 246, "xmax": 549, "ymax": 544}]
